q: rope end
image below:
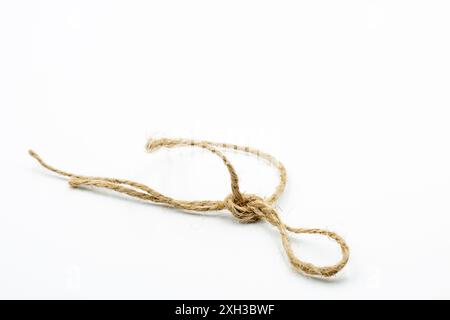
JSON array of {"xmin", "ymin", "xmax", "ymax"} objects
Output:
[
  {"xmin": 145, "ymin": 138, "xmax": 164, "ymax": 153},
  {"xmin": 28, "ymin": 149, "xmax": 46, "ymax": 167},
  {"xmin": 68, "ymin": 178, "xmax": 83, "ymax": 188},
  {"xmin": 28, "ymin": 149, "xmax": 40, "ymax": 161}
]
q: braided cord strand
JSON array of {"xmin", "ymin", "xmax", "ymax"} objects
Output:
[{"xmin": 29, "ymin": 137, "xmax": 349, "ymax": 278}]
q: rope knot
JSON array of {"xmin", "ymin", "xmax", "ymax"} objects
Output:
[
  {"xmin": 224, "ymin": 193, "xmax": 279, "ymax": 225},
  {"xmin": 29, "ymin": 137, "xmax": 349, "ymax": 278}
]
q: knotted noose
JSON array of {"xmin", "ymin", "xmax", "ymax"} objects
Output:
[{"xmin": 29, "ymin": 137, "xmax": 349, "ymax": 278}]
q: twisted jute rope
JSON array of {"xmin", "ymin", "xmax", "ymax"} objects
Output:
[{"xmin": 29, "ymin": 137, "xmax": 349, "ymax": 278}]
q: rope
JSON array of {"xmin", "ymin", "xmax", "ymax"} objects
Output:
[{"xmin": 29, "ymin": 137, "xmax": 349, "ymax": 278}]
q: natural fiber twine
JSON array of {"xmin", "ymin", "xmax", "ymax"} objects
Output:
[{"xmin": 29, "ymin": 137, "xmax": 349, "ymax": 278}]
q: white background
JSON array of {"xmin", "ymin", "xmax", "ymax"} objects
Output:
[{"xmin": 1, "ymin": 0, "xmax": 449, "ymax": 299}]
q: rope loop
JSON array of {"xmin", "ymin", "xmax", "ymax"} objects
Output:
[{"xmin": 28, "ymin": 137, "xmax": 349, "ymax": 278}]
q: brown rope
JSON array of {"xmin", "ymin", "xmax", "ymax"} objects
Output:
[{"xmin": 29, "ymin": 137, "xmax": 349, "ymax": 278}]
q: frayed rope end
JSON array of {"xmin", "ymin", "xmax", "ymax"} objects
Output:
[{"xmin": 28, "ymin": 149, "xmax": 38, "ymax": 158}]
